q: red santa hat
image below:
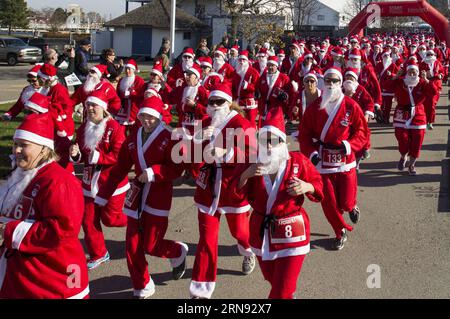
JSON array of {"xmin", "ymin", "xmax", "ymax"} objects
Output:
[
  {"xmin": 214, "ymin": 47, "xmax": 228, "ymax": 58},
  {"xmin": 25, "ymin": 92, "xmax": 50, "ymax": 114},
  {"xmin": 182, "ymin": 47, "xmax": 195, "ymax": 58},
  {"xmin": 85, "ymin": 90, "xmax": 109, "ymax": 111},
  {"xmin": 344, "ymin": 67, "xmax": 359, "ymax": 80},
  {"xmin": 257, "ymin": 47, "xmax": 269, "ymax": 57},
  {"xmin": 319, "ymin": 44, "xmax": 327, "ymax": 52},
  {"xmin": 209, "ymin": 83, "xmax": 233, "ymax": 103},
  {"xmin": 406, "ymin": 60, "xmax": 419, "ymax": 73},
  {"xmin": 14, "ymin": 113, "xmax": 55, "ymax": 150},
  {"xmin": 303, "ymin": 49, "xmax": 314, "ymax": 59},
  {"xmin": 348, "ymin": 48, "xmax": 362, "ymax": 60},
  {"xmin": 90, "ymin": 64, "xmax": 109, "ymax": 78},
  {"xmin": 198, "ymin": 56, "xmax": 213, "ymax": 68},
  {"xmin": 381, "ymin": 47, "xmax": 391, "ymax": 57},
  {"xmin": 125, "ymin": 58, "xmax": 138, "ymax": 72},
  {"xmin": 185, "ymin": 63, "xmax": 202, "ymax": 79},
  {"xmin": 331, "ymin": 46, "xmax": 343, "ymax": 57},
  {"xmin": 289, "ymin": 41, "xmax": 301, "ymax": 52},
  {"xmin": 37, "ymin": 63, "xmax": 57, "ymax": 80},
  {"xmin": 238, "ymin": 50, "xmax": 249, "ymax": 61},
  {"xmin": 259, "ymin": 109, "xmax": 286, "ymax": 142},
  {"xmin": 28, "ymin": 64, "xmax": 42, "ymax": 77},
  {"xmin": 277, "ymin": 49, "xmax": 285, "ymax": 55},
  {"xmin": 138, "ymin": 96, "xmax": 164, "ymax": 120},
  {"xmin": 418, "ymin": 43, "xmax": 427, "ymax": 50},
  {"xmin": 266, "ymin": 55, "xmax": 279, "ymax": 66},
  {"xmin": 303, "ymin": 72, "xmax": 318, "ymax": 83},
  {"xmin": 324, "ymin": 67, "xmax": 343, "ymax": 83},
  {"xmin": 150, "ymin": 59, "xmax": 164, "ymax": 78},
  {"xmin": 230, "ymin": 45, "xmax": 239, "ymax": 53},
  {"xmin": 350, "ymin": 37, "xmax": 359, "ymax": 44}
]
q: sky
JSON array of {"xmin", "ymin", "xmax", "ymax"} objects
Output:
[{"xmin": 26, "ymin": 0, "xmax": 143, "ymax": 20}]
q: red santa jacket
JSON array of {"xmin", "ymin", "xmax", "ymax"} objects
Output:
[
  {"xmin": 71, "ymin": 118, "xmax": 129, "ymax": 198},
  {"xmin": 239, "ymin": 152, "xmax": 323, "ymax": 260},
  {"xmin": 252, "ymin": 60, "xmax": 267, "ymax": 76},
  {"xmin": 4, "ymin": 85, "xmax": 40, "ymax": 119},
  {"xmin": 419, "ymin": 59, "xmax": 444, "ymax": 92},
  {"xmin": 375, "ymin": 62, "xmax": 399, "ymax": 96},
  {"xmin": 115, "ymin": 75, "xmax": 146, "ymax": 125},
  {"xmin": 294, "ymin": 63, "xmax": 323, "ymax": 90},
  {"xmin": 280, "ymin": 56, "xmax": 304, "ymax": 78},
  {"xmin": 95, "ymin": 124, "xmax": 184, "ymax": 218},
  {"xmin": 232, "ymin": 66, "xmax": 260, "ymax": 108},
  {"xmin": 71, "ymin": 80, "xmax": 121, "ymax": 115},
  {"xmin": 144, "ymin": 83, "xmax": 173, "ymax": 125},
  {"xmin": 0, "ymin": 161, "xmax": 89, "ymax": 299},
  {"xmin": 293, "ymin": 89, "xmax": 321, "ymax": 124},
  {"xmin": 47, "ymin": 83, "xmax": 75, "ymax": 138},
  {"xmin": 168, "ymin": 84, "xmax": 209, "ymax": 129},
  {"xmin": 299, "ymin": 95, "xmax": 368, "ymax": 174},
  {"xmin": 358, "ymin": 64, "xmax": 382, "ymax": 106},
  {"xmin": 202, "ymin": 72, "xmax": 223, "ymax": 91},
  {"xmin": 349, "ymin": 84, "xmax": 375, "ymax": 118},
  {"xmin": 193, "ymin": 111, "xmax": 256, "ymax": 214},
  {"xmin": 315, "ymin": 54, "xmax": 332, "ymax": 70},
  {"xmin": 389, "ymin": 78, "xmax": 434, "ymax": 129},
  {"xmin": 438, "ymin": 47, "xmax": 450, "ymax": 66},
  {"xmin": 166, "ymin": 63, "xmax": 189, "ymax": 89},
  {"xmin": 256, "ymin": 70, "xmax": 291, "ymax": 119},
  {"xmin": 215, "ymin": 62, "xmax": 235, "ymax": 83}
]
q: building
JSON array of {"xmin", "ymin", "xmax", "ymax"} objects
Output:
[{"xmin": 97, "ymin": 0, "xmax": 208, "ymax": 58}]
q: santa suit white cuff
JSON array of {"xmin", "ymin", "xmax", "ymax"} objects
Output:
[
  {"xmin": 89, "ymin": 150, "xmax": 100, "ymax": 165},
  {"xmin": 242, "ymin": 81, "xmax": 248, "ymax": 90},
  {"xmin": 342, "ymin": 140, "xmax": 351, "ymax": 156},
  {"xmin": 374, "ymin": 103, "xmax": 381, "ymax": 110},
  {"xmin": 3, "ymin": 113, "xmax": 12, "ymax": 120},
  {"xmin": 11, "ymin": 221, "xmax": 34, "ymax": 249},
  {"xmin": 145, "ymin": 167, "xmax": 155, "ymax": 183},
  {"xmin": 291, "ymin": 80, "xmax": 299, "ymax": 92},
  {"xmin": 365, "ymin": 111, "xmax": 375, "ymax": 118},
  {"xmin": 57, "ymin": 130, "xmax": 67, "ymax": 137},
  {"xmin": 69, "ymin": 150, "xmax": 82, "ymax": 163},
  {"xmin": 309, "ymin": 151, "xmax": 319, "ymax": 161},
  {"xmin": 94, "ymin": 196, "xmax": 108, "ymax": 207}
]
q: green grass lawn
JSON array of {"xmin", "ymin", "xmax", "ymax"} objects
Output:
[{"xmin": 0, "ymin": 102, "xmax": 19, "ymax": 178}]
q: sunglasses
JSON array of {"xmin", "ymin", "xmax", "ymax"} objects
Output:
[
  {"xmin": 183, "ymin": 55, "xmax": 193, "ymax": 59},
  {"xmin": 27, "ymin": 78, "xmax": 38, "ymax": 83},
  {"xmin": 208, "ymin": 98, "xmax": 227, "ymax": 106},
  {"xmin": 324, "ymin": 78, "xmax": 341, "ymax": 84},
  {"xmin": 426, "ymin": 54, "xmax": 435, "ymax": 57},
  {"xmin": 304, "ymin": 79, "xmax": 316, "ymax": 84}
]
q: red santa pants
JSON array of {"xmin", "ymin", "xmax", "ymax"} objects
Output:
[
  {"xmin": 394, "ymin": 128, "xmax": 425, "ymax": 159},
  {"xmin": 424, "ymin": 85, "xmax": 440, "ymax": 124},
  {"xmin": 83, "ymin": 195, "xmax": 127, "ymax": 260},
  {"xmin": 242, "ymin": 108, "xmax": 258, "ymax": 128},
  {"xmin": 356, "ymin": 128, "xmax": 371, "ymax": 158},
  {"xmin": 191, "ymin": 210, "xmax": 252, "ymax": 285},
  {"xmin": 382, "ymin": 95, "xmax": 394, "ymax": 123},
  {"xmin": 126, "ymin": 214, "xmax": 182, "ymax": 290},
  {"xmin": 320, "ymin": 170, "xmax": 356, "ymax": 238},
  {"xmin": 257, "ymin": 255, "xmax": 306, "ymax": 299}
]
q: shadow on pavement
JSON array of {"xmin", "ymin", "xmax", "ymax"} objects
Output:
[
  {"xmin": 89, "ymin": 275, "xmax": 132, "ymax": 299},
  {"xmin": 186, "ymin": 242, "xmax": 244, "ymax": 257}
]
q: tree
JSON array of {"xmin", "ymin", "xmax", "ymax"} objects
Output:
[
  {"xmin": 287, "ymin": 0, "xmax": 321, "ymax": 32},
  {"xmin": 237, "ymin": 14, "xmax": 285, "ymax": 47},
  {"xmin": 344, "ymin": 0, "xmax": 370, "ymax": 19},
  {"xmin": 49, "ymin": 7, "xmax": 69, "ymax": 31},
  {"xmin": 0, "ymin": 0, "xmax": 29, "ymax": 34}
]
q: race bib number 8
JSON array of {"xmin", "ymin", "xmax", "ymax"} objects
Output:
[{"xmin": 270, "ymin": 215, "xmax": 306, "ymax": 244}]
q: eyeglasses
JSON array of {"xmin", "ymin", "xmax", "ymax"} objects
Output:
[
  {"xmin": 208, "ymin": 98, "xmax": 227, "ymax": 106},
  {"xmin": 324, "ymin": 78, "xmax": 341, "ymax": 84}
]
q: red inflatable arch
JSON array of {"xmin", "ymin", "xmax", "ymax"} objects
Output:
[{"xmin": 348, "ymin": 0, "xmax": 450, "ymax": 43}]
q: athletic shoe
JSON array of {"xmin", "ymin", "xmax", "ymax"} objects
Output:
[
  {"xmin": 133, "ymin": 279, "xmax": 155, "ymax": 299},
  {"xmin": 171, "ymin": 242, "xmax": 188, "ymax": 280},
  {"xmin": 242, "ymin": 255, "xmax": 256, "ymax": 275},
  {"xmin": 172, "ymin": 258, "xmax": 186, "ymax": 280},
  {"xmin": 429, "ymin": 123, "xmax": 434, "ymax": 130},
  {"xmin": 363, "ymin": 150, "xmax": 371, "ymax": 160},
  {"xmin": 333, "ymin": 229, "xmax": 347, "ymax": 251},
  {"xmin": 349, "ymin": 206, "xmax": 360, "ymax": 224},
  {"xmin": 397, "ymin": 157, "xmax": 407, "ymax": 171},
  {"xmin": 87, "ymin": 251, "xmax": 110, "ymax": 270},
  {"xmin": 409, "ymin": 165, "xmax": 417, "ymax": 176}
]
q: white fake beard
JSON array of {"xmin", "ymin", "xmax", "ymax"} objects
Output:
[
  {"xmin": 84, "ymin": 74, "xmax": 100, "ymax": 93},
  {"xmin": 0, "ymin": 167, "xmax": 38, "ymax": 216},
  {"xmin": 182, "ymin": 59, "xmax": 194, "ymax": 72},
  {"xmin": 382, "ymin": 57, "xmax": 392, "ymax": 70},
  {"xmin": 410, "ymin": 48, "xmax": 417, "ymax": 55},
  {"xmin": 213, "ymin": 57, "xmax": 225, "ymax": 71},
  {"xmin": 266, "ymin": 71, "xmax": 278, "ymax": 87},
  {"xmin": 425, "ymin": 56, "xmax": 437, "ymax": 64},
  {"xmin": 236, "ymin": 61, "xmax": 249, "ymax": 77},
  {"xmin": 392, "ymin": 54, "xmax": 400, "ymax": 63},
  {"xmin": 302, "ymin": 62, "xmax": 312, "ymax": 75},
  {"xmin": 119, "ymin": 75, "xmax": 135, "ymax": 94},
  {"xmin": 258, "ymin": 144, "xmax": 289, "ymax": 175},
  {"xmin": 258, "ymin": 57, "xmax": 267, "ymax": 71},
  {"xmin": 418, "ymin": 51, "xmax": 426, "ymax": 60},
  {"xmin": 183, "ymin": 84, "xmax": 199, "ymax": 104},
  {"xmin": 229, "ymin": 57, "xmax": 238, "ymax": 68},
  {"xmin": 404, "ymin": 75, "xmax": 419, "ymax": 88},
  {"xmin": 343, "ymin": 80, "xmax": 358, "ymax": 95},
  {"xmin": 320, "ymin": 84, "xmax": 343, "ymax": 111},
  {"xmin": 84, "ymin": 117, "xmax": 108, "ymax": 152},
  {"xmin": 147, "ymin": 82, "xmax": 161, "ymax": 92},
  {"xmin": 207, "ymin": 104, "xmax": 231, "ymax": 127},
  {"xmin": 347, "ymin": 60, "xmax": 361, "ymax": 69},
  {"xmin": 20, "ymin": 85, "xmax": 39, "ymax": 104}
]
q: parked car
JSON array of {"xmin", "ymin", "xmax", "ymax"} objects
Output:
[
  {"xmin": 0, "ymin": 36, "xmax": 42, "ymax": 66},
  {"xmin": 27, "ymin": 37, "xmax": 50, "ymax": 52}
]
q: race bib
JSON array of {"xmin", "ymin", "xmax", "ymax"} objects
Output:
[
  {"xmin": 125, "ymin": 180, "xmax": 143, "ymax": 210},
  {"xmin": 322, "ymin": 148, "xmax": 345, "ymax": 167},
  {"xmin": 82, "ymin": 166, "xmax": 93, "ymax": 184},
  {"xmin": 196, "ymin": 168, "xmax": 210, "ymax": 190},
  {"xmin": 270, "ymin": 215, "xmax": 306, "ymax": 244},
  {"xmin": 394, "ymin": 109, "xmax": 408, "ymax": 121}
]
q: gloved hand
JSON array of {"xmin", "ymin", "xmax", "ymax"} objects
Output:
[
  {"xmin": 311, "ymin": 153, "xmax": 321, "ymax": 166},
  {"xmin": 277, "ymin": 91, "xmax": 288, "ymax": 102}
]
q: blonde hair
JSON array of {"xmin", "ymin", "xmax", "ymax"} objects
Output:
[
  {"xmin": 229, "ymin": 102, "xmax": 245, "ymax": 117},
  {"xmin": 38, "ymin": 147, "xmax": 59, "ymax": 166}
]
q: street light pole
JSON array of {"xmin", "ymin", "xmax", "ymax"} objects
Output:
[{"xmin": 170, "ymin": 0, "xmax": 176, "ymax": 63}]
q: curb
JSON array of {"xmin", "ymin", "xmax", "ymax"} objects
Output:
[{"xmin": 0, "ymin": 100, "xmax": 16, "ymax": 105}]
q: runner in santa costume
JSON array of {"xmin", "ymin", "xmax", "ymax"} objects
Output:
[
  {"xmin": 276, "ymin": 49, "xmax": 286, "ymax": 67},
  {"xmin": 420, "ymin": 49, "xmax": 444, "ymax": 130},
  {"xmin": 95, "ymin": 97, "xmax": 188, "ymax": 299},
  {"xmin": 323, "ymin": 46, "xmax": 345, "ymax": 72},
  {"xmin": 232, "ymin": 50, "xmax": 260, "ymax": 127},
  {"xmin": 37, "ymin": 63, "xmax": 75, "ymax": 172},
  {"xmin": 346, "ymin": 48, "xmax": 383, "ymax": 124},
  {"xmin": 390, "ymin": 61, "xmax": 434, "ymax": 175},
  {"xmin": 115, "ymin": 59, "xmax": 146, "ymax": 128},
  {"xmin": 236, "ymin": 112, "xmax": 323, "ymax": 299},
  {"xmin": 2, "ymin": 64, "xmax": 43, "ymax": 121},
  {"xmin": 0, "ymin": 113, "xmax": 89, "ymax": 298},
  {"xmin": 228, "ymin": 45, "xmax": 239, "ymax": 69},
  {"xmin": 253, "ymin": 47, "xmax": 269, "ymax": 76},
  {"xmin": 189, "ymin": 83, "xmax": 257, "ymax": 299},
  {"xmin": 315, "ymin": 44, "xmax": 332, "ymax": 70},
  {"xmin": 391, "ymin": 45, "xmax": 404, "ymax": 68},
  {"xmin": 71, "ymin": 64, "xmax": 121, "ymax": 117},
  {"xmin": 144, "ymin": 60, "xmax": 173, "ymax": 125},
  {"xmin": 342, "ymin": 68, "xmax": 374, "ymax": 168},
  {"xmin": 299, "ymin": 67, "xmax": 368, "ymax": 250},
  {"xmin": 292, "ymin": 73, "xmax": 321, "ymax": 128},
  {"xmin": 166, "ymin": 47, "xmax": 197, "ymax": 89},
  {"xmin": 375, "ymin": 47, "xmax": 399, "ymax": 124},
  {"xmin": 280, "ymin": 42, "xmax": 304, "ymax": 79},
  {"xmin": 199, "ymin": 56, "xmax": 224, "ymax": 91},
  {"xmin": 212, "ymin": 47, "xmax": 235, "ymax": 83},
  {"xmin": 256, "ymin": 56, "xmax": 291, "ymax": 125},
  {"xmin": 69, "ymin": 90, "xmax": 128, "ymax": 270},
  {"xmin": 437, "ymin": 41, "xmax": 450, "ymax": 83},
  {"xmin": 368, "ymin": 42, "xmax": 383, "ymax": 67},
  {"xmin": 294, "ymin": 50, "xmax": 323, "ymax": 92}
]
